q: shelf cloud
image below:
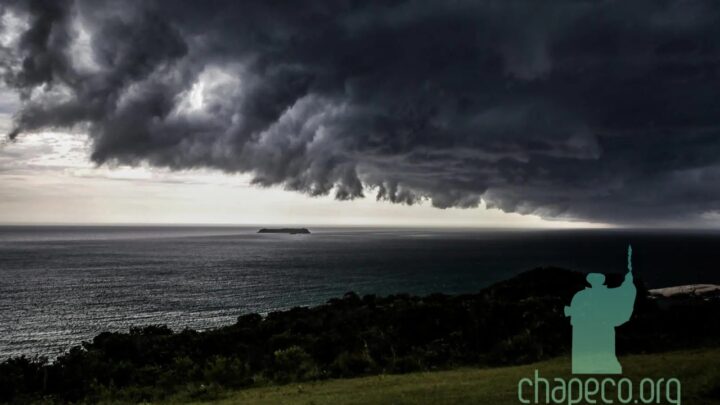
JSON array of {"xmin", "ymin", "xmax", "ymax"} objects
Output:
[{"xmin": 3, "ymin": 0, "xmax": 720, "ymax": 224}]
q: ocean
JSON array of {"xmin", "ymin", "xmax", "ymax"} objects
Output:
[{"xmin": 1, "ymin": 225, "xmax": 719, "ymax": 359}]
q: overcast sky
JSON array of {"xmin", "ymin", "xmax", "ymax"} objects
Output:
[{"xmin": 2, "ymin": 0, "xmax": 720, "ymax": 227}]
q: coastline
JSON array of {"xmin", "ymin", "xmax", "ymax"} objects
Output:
[{"xmin": 2, "ymin": 267, "xmax": 719, "ymax": 403}]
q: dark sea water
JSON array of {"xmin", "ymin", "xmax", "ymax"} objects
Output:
[{"xmin": 1, "ymin": 225, "xmax": 719, "ymax": 359}]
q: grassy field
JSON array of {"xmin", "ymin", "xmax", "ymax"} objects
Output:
[{"xmin": 178, "ymin": 348, "xmax": 720, "ymax": 405}]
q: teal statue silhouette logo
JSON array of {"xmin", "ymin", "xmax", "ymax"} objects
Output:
[{"xmin": 564, "ymin": 245, "xmax": 637, "ymax": 374}]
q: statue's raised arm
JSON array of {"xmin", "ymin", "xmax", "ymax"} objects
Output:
[{"xmin": 609, "ymin": 244, "xmax": 637, "ymax": 325}]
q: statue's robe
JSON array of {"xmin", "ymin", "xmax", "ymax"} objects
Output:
[{"xmin": 568, "ymin": 274, "xmax": 636, "ymax": 374}]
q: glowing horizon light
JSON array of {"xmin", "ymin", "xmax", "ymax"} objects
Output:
[{"xmin": 0, "ymin": 130, "xmax": 611, "ymax": 228}]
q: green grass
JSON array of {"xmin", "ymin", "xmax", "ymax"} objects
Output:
[{"xmin": 177, "ymin": 348, "xmax": 720, "ymax": 405}]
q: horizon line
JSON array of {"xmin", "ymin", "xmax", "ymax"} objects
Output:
[{"xmin": 2, "ymin": 221, "xmax": 720, "ymax": 232}]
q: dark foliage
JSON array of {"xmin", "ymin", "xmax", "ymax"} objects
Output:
[{"xmin": 1, "ymin": 267, "xmax": 718, "ymax": 403}]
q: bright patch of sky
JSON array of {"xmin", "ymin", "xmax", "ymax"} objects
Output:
[
  {"xmin": 0, "ymin": 80, "xmax": 604, "ymax": 227},
  {"xmin": 0, "ymin": 132, "xmax": 605, "ymax": 227}
]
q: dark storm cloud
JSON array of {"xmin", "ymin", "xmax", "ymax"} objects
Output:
[{"xmin": 3, "ymin": 0, "xmax": 720, "ymax": 224}]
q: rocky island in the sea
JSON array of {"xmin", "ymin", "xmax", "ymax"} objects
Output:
[{"xmin": 257, "ymin": 228, "xmax": 311, "ymax": 234}]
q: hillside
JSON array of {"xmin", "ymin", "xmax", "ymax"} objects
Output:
[{"xmin": 184, "ymin": 348, "xmax": 720, "ymax": 404}]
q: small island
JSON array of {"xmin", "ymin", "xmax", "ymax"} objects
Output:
[{"xmin": 257, "ymin": 228, "xmax": 311, "ymax": 234}]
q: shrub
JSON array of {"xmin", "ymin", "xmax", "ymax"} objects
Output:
[
  {"xmin": 202, "ymin": 356, "xmax": 249, "ymax": 387},
  {"xmin": 273, "ymin": 346, "xmax": 318, "ymax": 383},
  {"xmin": 331, "ymin": 351, "xmax": 376, "ymax": 377}
]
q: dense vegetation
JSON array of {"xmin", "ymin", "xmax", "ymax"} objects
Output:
[{"xmin": 1, "ymin": 268, "xmax": 719, "ymax": 403}]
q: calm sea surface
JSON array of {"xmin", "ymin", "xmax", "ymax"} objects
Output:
[{"xmin": 1, "ymin": 226, "xmax": 719, "ymax": 359}]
